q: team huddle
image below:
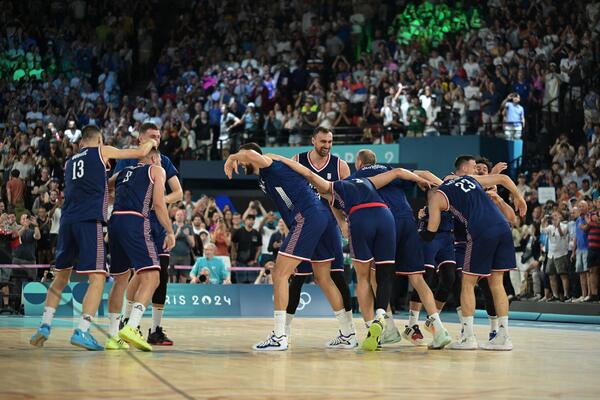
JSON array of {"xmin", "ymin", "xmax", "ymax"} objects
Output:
[
  {"xmin": 225, "ymin": 127, "xmax": 526, "ymax": 352},
  {"xmin": 27, "ymin": 122, "xmax": 526, "ymax": 353}
]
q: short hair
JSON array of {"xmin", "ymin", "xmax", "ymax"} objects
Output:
[
  {"xmin": 313, "ymin": 126, "xmax": 333, "ymax": 137},
  {"xmin": 10, "ymin": 169, "xmax": 20, "ymax": 178},
  {"xmin": 203, "ymin": 243, "xmax": 217, "ymax": 250},
  {"xmin": 139, "ymin": 122, "xmax": 159, "ymax": 136},
  {"xmin": 81, "ymin": 125, "xmax": 102, "ymax": 141},
  {"xmin": 357, "ymin": 149, "xmax": 377, "ymax": 167},
  {"xmin": 476, "ymin": 157, "xmax": 492, "ymax": 171},
  {"xmin": 454, "ymin": 155, "xmax": 476, "ymax": 170},
  {"xmin": 141, "ymin": 148, "xmax": 161, "ymax": 161},
  {"xmin": 239, "ymin": 142, "xmax": 262, "ymax": 154}
]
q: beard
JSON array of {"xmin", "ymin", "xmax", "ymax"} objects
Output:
[{"xmin": 316, "ymin": 147, "xmax": 330, "ymax": 157}]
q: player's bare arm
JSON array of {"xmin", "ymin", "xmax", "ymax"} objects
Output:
[
  {"xmin": 151, "ymin": 166, "xmax": 176, "ymax": 251},
  {"xmin": 487, "ymin": 190, "xmax": 518, "ymax": 226},
  {"xmin": 425, "ymin": 192, "xmax": 446, "ymax": 234},
  {"xmin": 338, "ymin": 160, "xmax": 351, "ymax": 179},
  {"xmin": 330, "ymin": 206, "xmax": 349, "ymax": 238},
  {"xmin": 470, "ymin": 174, "xmax": 527, "ymax": 217},
  {"xmin": 368, "ymin": 168, "xmax": 432, "ymax": 191},
  {"xmin": 267, "ymin": 153, "xmax": 331, "ymax": 194},
  {"xmin": 164, "ymin": 175, "xmax": 183, "ymax": 204},
  {"xmin": 224, "ymin": 149, "xmax": 272, "ymax": 179},
  {"xmin": 413, "ymin": 170, "xmax": 443, "ymax": 186},
  {"xmin": 101, "ymin": 139, "xmax": 157, "ymax": 163}
]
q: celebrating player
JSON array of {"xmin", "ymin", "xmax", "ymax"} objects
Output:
[
  {"xmin": 108, "ymin": 149, "xmax": 176, "ymax": 351},
  {"xmin": 225, "ymin": 143, "xmax": 354, "ymax": 351},
  {"xmin": 30, "ymin": 125, "xmax": 157, "ymax": 350}
]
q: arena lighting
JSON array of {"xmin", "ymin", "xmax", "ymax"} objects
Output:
[{"xmin": 391, "ymin": 2, "xmax": 481, "ymax": 48}]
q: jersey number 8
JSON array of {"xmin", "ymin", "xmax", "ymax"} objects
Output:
[{"xmin": 72, "ymin": 160, "xmax": 85, "ymax": 180}]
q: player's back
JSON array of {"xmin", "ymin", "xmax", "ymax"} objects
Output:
[
  {"xmin": 438, "ymin": 176, "xmax": 507, "ymax": 236},
  {"xmin": 332, "ymin": 177, "xmax": 385, "ymax": 215},
  {"xmin": 259, "ymin": 160, "xmax": 325, "ymax": 226},
  {"xmin": 113, "ymin": 164, "xmax": 155, "ymax": 217},
  {"xmin": 351, "ymin": 164, "xmax": 413, "ymax": 218},
  {"xmin": 62, "ymin": 147, "xmax": 109, "ymax": 224}
]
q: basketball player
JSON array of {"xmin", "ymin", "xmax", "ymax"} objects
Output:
[
  {"xmin": 225, "ymin": 143, "xmax": 355, "ymax": 351},
  {"xmin": 109, "ymin": 122, "xmax": 182, "ymax": 346},
  {"xmin": 269, "ymin": 152, "xmax": 441, "ymax": 350},
  {"xmin": 30, "ymin": 125, "xmax": 157, "ymax": 350},
  {"xmin": 108, "ymin": 149, "xmax": 176, "ymax": 351},
  {"xmin": 425, "ymin": 172, "xmax": 526, "ymax": 350},
  {"xmin": 286, "ymin": 127, "xmax": 355, "ymax": 347},
  {"xmin": 352, "ymin": 150, "xmax": 452, "ymax": 350}
]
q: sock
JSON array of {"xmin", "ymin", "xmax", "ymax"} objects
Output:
[
  {"xmin": 489, "ymin": 316, "xmax": 499, "ymax": 332},
  {"xmin": 151, "ymin": 307, "xmax": 164, "ymax": 333},
  {"xmin": 498, "ymin": 316, "xmax": 509, "ymax": 336},
  {"xmin": 408, "ymin": 309, "xmax": 420, "ymax": 327},
  {"xmin": 345, "ymin": 310, "xmax": 355, "ymax": 332},
  {"xmin": 41, "ymin": 306, "xmax": 56, "ymax": 326},
  {"xmin": 375, "ymin": 308, "xmax": 386, "ymax": 321},
  {"xmin": 274, "ymin": 311, "xmax": 286, "ymax": 337},
  {"xmin": 108, "ymin": 313, "xmax": 120, "ymax": 337},
  {"xmin": 462, "ymin": 316, "xmax": 474, "ymax": 337},
  {"xmin": 429, "ymin": 312, "xmax": 445, "ymax": 334},
  {"xmin": 335, "ymin": 309, "xmax": 353, "ymax": 336},
  {"xmin": 384, "ymin": 311, "xmax": 395, "ymax": 331},
  {"xmin": 124, "ymin": 300, "xmax": 134, "ymax": 319},
  {"xmin": 456, "ymin": 307, "xmax": 463, "ymax": 324},
  {"xmin": 285, "ymin": 313, "xmax": 294, "ymax": 337},
  {"xmin": 78, "ymin": 314, "xmax": 92, "ymax": 333},
  {"xmin": 128, "ymin": 303, "xmax": 145, "ymax": 328},
  {"xmin": 365, "ymin": 319, "xmax": 374, "ymax": 328}
]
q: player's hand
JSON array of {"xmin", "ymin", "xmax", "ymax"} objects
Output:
[
  {"xmin": 418, "ymin": 208, "xmax": 426, "ymax": 219},
  {"xmin": 163, "ymin": 233, "xmax": 176, "ymax": 251},
  {"xmin": 514, "ymin": 195, "xmax": 527, "ymax": 218},
  {"xmin": 224, "ymin": 156, "xmax": 239, "ymax": 179},
  {"xmin": 149, "ymin": 138, "xmax": 159, "ymax": 148},
  {"xmin": 491, "ymin": 162, "xmax": 508, "ymax": 175},
  {"xmin": 415, "ymin": 176, "xmax": 432, "ymax": 191}
]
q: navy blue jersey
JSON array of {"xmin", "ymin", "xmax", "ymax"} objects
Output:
[
  {"xmin": 62, "ymin": 147, "xmax": 109, "ymax": 224},
  {"xmin": 259, "ymin": 160, "xmax": 325, "ymax": 227},
  {"xmin": 418, "ymin": 207, "xmax": 454, "ymax": 232},
  {"xmin": 331, "ymin": 177, "xmax": 386, "ymax": 215},
  {"xmin": 113, "ymin": 164, "xmax": 155, "ymax": 217},
  {"xmin": 438, "ymin": 176, "xmax": 508, "ymax": 236},
  {"xmin": 351, "ymin": 164, "xmax": 413, "ymax": 218},
  {"xmin": 453, "ymin": 220, "xmax": 467, "ymax": 242},
  {"xmin": 114, "ymin": 154, "xmax": 178, "ymax": 181},
  {"xmin": 296, "ymin": 152, "xmax": 342, "ymax": 206}
]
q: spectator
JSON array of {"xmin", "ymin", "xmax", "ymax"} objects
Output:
[
  {"xmin": 481, "ymin": 81, "xmax": 502, "ymax": 135},
  {"xmin": 254, "ymin": 261, "xmax": 274, "ymax": 285},
  {"xmin": 405, "ymin": 96, "xmax": 427, "ymax": 137},
  {"xmin": 36, "ymin": 207, "xmax": 52, "ymax": 266},
  {"xmin": 212, "ymin": 217, "xmax": 231, "ymax": 257},
  {"xmin": 573, "ymin": 201, "xmax": 591, "ymax": 302},
  {"xmin": 541, "ymin": 211, "xmax": 571, "ymax": 301},
  {"xmin": 465, "ymin": 78, "xmax": 482, "ymax": 133},
  {"xmin": 190, "ymin": 243, "xmax": 230, "ymax": 284},
  {"xmin": 268, "ymin": 218, "xmax": 288, "ymax": 259},
  {"xmin": 258, "ymin": 211, "xmax": 278, "ymax": 263},
  {"xmin": 191, "ymin": 215, "xmax": 207, "ymax": 257},
  {"xmin": 502, "ymin": 93, "xmax": 525, "ymax": 140},
  {"xmin": 64, "ymin": 121, "xmax": 82, "ymax": 144},
  {"xmin": 231, "ymin": 214, "xmax": 262, "ymax": 267},
  {"xmin": 6, "ymin": 170, "xmax": 26, "ymax": 214},
  {"xmin": 12, "ymin": 214, "xmax": 41, "ymax": 269},
  {"xmin": 170, "ymin": 209, "xmax": 195, "ymax": 283}
]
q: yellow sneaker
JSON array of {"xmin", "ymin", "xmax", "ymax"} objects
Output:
[
  {"xmin": 105, "ymin": 335, "xmax": 130, "ymax": 350},
  {"xmin": 361, "ymin": 319, "xmax": 383, "ymax": 351},
  {"xmin": 118, "ymin": 325, "xmax": 152, "ymax": 352}
]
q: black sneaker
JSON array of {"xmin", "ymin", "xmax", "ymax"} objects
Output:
[{"xmin": 147, "ymin": 326, "xmax": 174, "ymax": 346}]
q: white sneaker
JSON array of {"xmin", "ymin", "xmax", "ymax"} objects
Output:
[
  {"xmin": 382, "ymin": 324, "xmax": 402, "ymax": 344},
  {"xmin": 326, "ymin": 330, "xmax": 358, "ymax": 349},
  {"xmin": 583, "ymin": 296, "xmax": 591, "ymax": 302},
  {"xmin": 252, "ymin": 332, "xmax": 288, "ymax": 351},
  {"xmin": 479, "ymin": 333, "xmax": 513, "ymax": 351},
  {"xmin": 572, "ymin": 296, "xmax": 585, "ymax": 303},
  {"xmin": 530, "ymin": 294, "xmax": 542, "ymax": 301},
  {"xmin": 448, "ymin": 335, "xmax": 478, "ymax": 350}
]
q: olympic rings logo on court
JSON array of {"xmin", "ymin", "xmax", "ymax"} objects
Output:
[{"xmin": 297, "ymin": 292, "xmax": 312, "ymax": 311}]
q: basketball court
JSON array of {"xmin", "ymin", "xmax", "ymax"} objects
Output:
[{"xmin": 1, "ymin": 316, "xmax": 598, "ymax": 399}]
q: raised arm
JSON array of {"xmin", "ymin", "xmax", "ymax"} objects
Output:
[
  {"xmin": 487, "ymin": 190, "xmax": 517, "ymax": 226},
  {"xmin": 266, "ymin": 154, "xmax": 332, "ymax": 194},
  {"xmin": 224, "ymin": 149, "xmax": 272, "ymax": 179},
  {"xmin": 367, "ymin": 168, "xmax": 432, "ymax": 190},
  {"xmin": 413, "ymin": 169, "xmax": 443, "ymax": 186},
  {"xmin": 470, "ymin": 174, "xmax": 527, "ymax": 217},
  {"xmin": 151, "ymin": 166, "xmax": 176, "ymax": 251},
  {"xmin": 101, "ymin": 139, "xmax": 157, "ymax": 162}
]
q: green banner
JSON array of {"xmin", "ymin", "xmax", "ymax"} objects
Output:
[{"xmin": 262, "ymin": 144, "xmax": 399, "ymax": 164}]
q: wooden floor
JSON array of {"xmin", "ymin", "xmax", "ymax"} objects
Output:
[{"xmin": 1, "ymin": 317, "xmax": 599, "ymax": 399}]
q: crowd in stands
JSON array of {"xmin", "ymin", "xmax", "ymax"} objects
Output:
[{"xmin": 2, "ymin": 0, "xmax": 600, "ymax": 310}]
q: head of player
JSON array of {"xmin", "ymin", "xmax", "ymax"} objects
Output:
[
  {"xmin": 138, "ymin": 122, "xmax": 161, "ymax": 147},
  {"xmin": 354, "ymin": 149, "xmax": 377, "ymax": 171},
  {"xmin": 475, "ymin": 157, "xmax": 492, "ymax": 175},
  {"xmin": 79, "ymin": 125, "xmax": 104, "ymax": 147},
  {"xmin": 229, "ymin": 142, "xmax": 264, "ymax": 176},
  {"xmin": 454, "ymin": 155, "xmax": 477, "ymax": 176},
  {"xmin": 139, "ymin": 147, "xmax": 162, "ymax": 167},
  {"xmin": 312, "ymin": 127, "xmax": 333, "ymax": 158}
]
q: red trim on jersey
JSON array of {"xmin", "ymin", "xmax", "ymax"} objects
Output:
[
  {"xmin": 436, "ymin": 190, "xmax": 450, "ymax": 211},
  {"xmin": 113, "ymin": 210, "xmax": 145, "ymax": 218},
  {"xmin": 148, "ymin": 164, "xmax": 156, "ymax": 184},
  {"xmin": 348, "ymin": 202, "xmax": 388, "ymax": 215},
  {"xmin": 307, "ymin": 151, "xmax": 331, "ymax": 172}
]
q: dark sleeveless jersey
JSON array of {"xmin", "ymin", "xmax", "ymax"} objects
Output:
[
  {"xmin": 113, "ymin": 164, "xmax": 155, "ymax": 218},
  {"xmin": 296, "ymin": 152, "xmax": 342, "ymax": 205},
  {"xmin": 62, "ymin": 147, "xmax": 109, "ymax": 224},
  {"xmin": 331, "ymin": 177, "xmax": 386, "ymax": 215}
]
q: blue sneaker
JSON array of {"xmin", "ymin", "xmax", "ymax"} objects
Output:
[
  {"xmin": 70, "ymin": 329, "xmax": 104, "ymax": 351},
  {"xmin": 489, "ymin": 330, "xmax": 497, "ymax": 341},
  {"xmin": 30, "ymin": 324, "xmax": 51, "ymax": 347}
]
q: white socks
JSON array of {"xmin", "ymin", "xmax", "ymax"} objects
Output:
[
  {"xmin": 456, "ymin": 307, "xmax": 463, "ymax": 324},
  {"xmin": 489, "ymin": 316, "xmax": 499, "ymax": 332},
  {"xmin": 128, "ymin": 303, "xmax": 145, "ymax": 328},
  {"xmin": 334, "ymin": 309, "xmax": 353, "ymax": 336},
  {"xmin": 408, "ymin": 309, "xmax": 420, "ymax": 327},
  {"xmin": 108, "ymin": 313, "xmax": 120, "ymax": 337},
  {"xmin": 346, "ymin": 310, "xmax": 356, "ymax": 332},
  {"xmin": 498, "ymin": 316, "xmax": 509, "ymax": 336},
  {"xmin": 124, "ymin": 300, "xmax": 134, "ymax": 319},
  {"xmin": 462, "ymin": 316, "xmax": 474, "ymax": 337},
  {"xmin": 285, "ymin": 313, "xmax": 294, "ymax": 337},
  {"xmin": 429, "ymin": 312, "xmax": 445, "ymax": 333},
  {"xmin": 274, "ymin": 311, "xmax": 286, "ymax": 337},
  {"xmin": 41, "ymin": 306, "xmax": 56, "ymax": 326},
  {"xmin": 151, "ymin": 307, "xmax": 164, "ymax": 333},
  {"xmin": 78, "ymin": 314, "xmax": 92, "ymax": 332}
]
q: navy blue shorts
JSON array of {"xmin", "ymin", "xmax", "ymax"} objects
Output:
[
  {"xmin": 55, "ymin": 221, "xmax": 107, "ymax": 275},
  {"xmin": 280, "ymin": 207, "xmax": 338, "ymax": 263},
  {"xmin": 423, "ymin": 232, "xmax": 456, "ymax": 269},
  {"xmin": 150, "ymin": 213, "xmax": 169, "ymax": 257},
  {"xmin": 295, "ymin": 222, "xmax": 344, "ymax": 275},
  {"xmin": 463, "ymin": 224, "xmax": 516, "ymax": 277},
  {"xmin": 394, "ymin": 216, "xmax": 425, "ymax": 275},
  {"xmin": 108, "ymin": 213, "xmax": 160, "ymax": 275},
  {"xmin": 348, "ymin": 206, "xmax": 396, "ymax": 265},
  {"xmin": 454, "ymin": 242, "xmax": 466, "ymax": 270}
]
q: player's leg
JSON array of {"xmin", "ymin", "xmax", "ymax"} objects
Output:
[
  {"xmin": 330, "ymin": 239, "xmax": 354, "ymax": 333},
  {"xmin": 148, "ymin": 219, "xmax": 172, "ymax": 345},
  {"xmin": 369, "ymin": 267, "xmax": 401, "ymax": 345},
  {"xmin": 285, "ymin": 270, "xmax": 307, "ymax": 340},
  {"xmin": 31, "ymin": 224, "xmax": 75, "ymax": 347},
  {"xmin": 434, "ymin": 261, "xmax": 456, "ymax": 311},
  {"xmin": 477, "ymin": 277, "xmax": 498, "ymax": 340},
  {"xmin": 408, "ymin": 274, "xmax": 451, "ymax": 349},
  {"xmin": 353, "ymin": 260, "xmax": 378, "ymax": 350}
]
